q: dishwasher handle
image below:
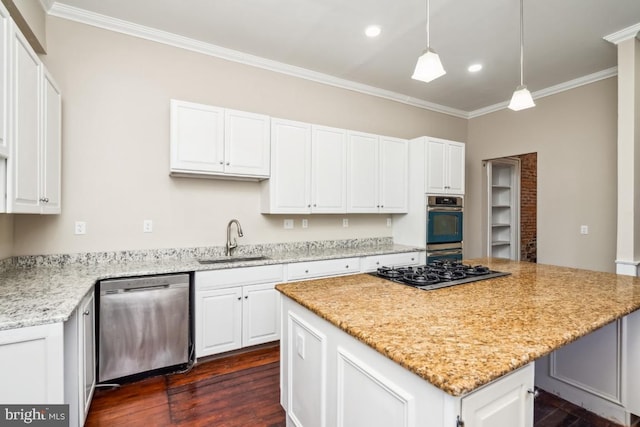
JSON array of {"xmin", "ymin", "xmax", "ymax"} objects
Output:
[{"xmin": 99, "ymin": 274, "xmax": 190, "ymax": 295}]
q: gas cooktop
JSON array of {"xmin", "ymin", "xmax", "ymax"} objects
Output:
[{"xmin": 372, "ymin": 260, "xmax": 511, "ymax": 291}]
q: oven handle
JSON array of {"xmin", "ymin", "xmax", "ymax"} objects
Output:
[
  {"xmin": 427, "ymin": 249, "xmax": 463, "ymax": 256},
  {"xmin": 427, "ymin": 207, "xmax": 463, "ymax": 212}
]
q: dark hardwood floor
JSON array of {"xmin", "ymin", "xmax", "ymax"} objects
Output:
[{"xmin": 86, "ymin": 344, "xmax": 624, "ymax": 427}]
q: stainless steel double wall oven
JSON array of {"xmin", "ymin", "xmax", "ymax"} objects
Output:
[{"xmin": 426, "ymin": 195, "xmax": 463, "ymax": 262}]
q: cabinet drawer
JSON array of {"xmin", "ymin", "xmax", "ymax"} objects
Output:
[
  {"xmin": 287, "ymin": 257, "xmax": 360, "ymax": 281},
  {"xmin": 196, "ymin": 264, "xmax": 284, "ymax": 290},
  {"xmin": 362, "ymin": 252, "xmax": 420, "ymax": 272}
]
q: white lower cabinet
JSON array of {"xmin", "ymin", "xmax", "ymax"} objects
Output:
[
  {"xmin": 195, "ymin": 265, "xmax": 284, "ymax": 358},
  {"xmin": 361, "ymin": 251, "xmax": 420, "ymax": 272},
  {"xmin": 281, "ymin": 295, "xmax": 535, "ymax": 427},
  {"xmin": 460, "ymin": 363, "xmax": 534, "ymax": 427},
  {"xmin": 64, "ymin": 291, "xmax": 96, "ymax": 427},
  {"xmin": 287, "ymin": 257, "xmax": 360, "ymax": 281},
  {"xmin": 0, "ymin": 322, "xmax": 65, "ymax": 404},
  {"xmin": 535, "ymin": 319, "xmax": 632, "ymax": 425}
]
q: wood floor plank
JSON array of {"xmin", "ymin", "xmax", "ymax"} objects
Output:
[{"xmin": 86, "ymin": 344, "xmax": 619, "ymax": 427}]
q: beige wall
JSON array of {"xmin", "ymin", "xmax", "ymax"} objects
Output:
[
  {"xmin": 9, "ymin": 17, "xmax": 467, "ymax": 256},
  {"xmin": 0, "ymin": 215, "xmax": 13, "ymax": 258},
  {"xmin": 466, "ymin": 78, "xmax": 618, "ymax": 273}
]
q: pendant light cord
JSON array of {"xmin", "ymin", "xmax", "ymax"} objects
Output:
[
  {"xmin": 519, "ymin": 0, "xmax": 524, "ymax": 86},
  {"xmin": 426, "ymin": 0, "xmax": 430, "ymax": 48}
]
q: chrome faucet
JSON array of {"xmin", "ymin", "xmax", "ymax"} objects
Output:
[{"xmin": 226, "ymin": 219, "xmax": 244, "ymax": 256}]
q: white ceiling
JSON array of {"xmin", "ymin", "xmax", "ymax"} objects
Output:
[{"xmin": 47, "ymin": 0, "xmax": 640, "ymax": 116}]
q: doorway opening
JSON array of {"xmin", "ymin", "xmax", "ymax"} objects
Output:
[{"xmin": 484, "ymin": 152, "xmax": 537, "ymax": 262}]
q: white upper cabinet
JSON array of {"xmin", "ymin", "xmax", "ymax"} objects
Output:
[
  {"xmin": 347, "ymin": 131, "xmax": 379, "ymax": 212},
  {"xmin": 262, "ymin": 121, "xmax": 348, "ymax": 214},
  {"xmin": 170, "ymin": 100, "xmax": 270, "ymax": 180},
  {"xmin": 170, "ymin": 100, "xmax": 224, "ymax": 174},
  {"xmin": 425, "ymin": 137, "xmax": 465, "ymax": 195},
  {"xmin": 311, "ymin": 125, "xmax": 347, "ymax": 213},
  {"xmin": 0, "ymin": 2, "xmax": 9, "ymax": 158},
  {"xmin": 7, "ymin": 27, "xmax": 41, "ymax": 214},
  {"xmin": 224, "ymin": 109, "xmax": 270, "ymax": 177},
  {"xmin": 264, "ymin": 121, "xmax": 408, "ymax": 215},
  {"xmin": 378, "ymin": 136, "xmax": 408, "ymax": 212},
  {"xmin": 40, "ymin": 69, "xmax": 62, "ymax": 214},
  {"xmin": 6, "ymin": 25, "xmax": 62, "ymax": 215},
  {"xmin": 347, "ymin": 132, "xmax": 408, "ymax": 213},
  {"xmin": 261, "ymin": 118, "xmax": 311, "ymax": 213}
]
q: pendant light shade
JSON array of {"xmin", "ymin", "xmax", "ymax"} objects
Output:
[
  {"xmin": 412, "ymin": 0, "xmax": 446, "ymax": 83},
  {"xmin": 509, "ymin": 85, "xmax": 535, "ymax": 111},
  {"xmin": 412, "ymin": 48, "xmax": 446, "ymax": 83},
  {"xmin": 509, "ymin": 0, "xmax": 534, "ymax": 111}
]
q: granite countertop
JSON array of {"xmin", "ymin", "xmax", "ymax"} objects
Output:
[
  {"xmin": 275, "ymin": 258, "xmax": 640, "ymax": 397},
  {"xmin": 0, "ymin": 240, "xmax": 419, "ymax": 332}
]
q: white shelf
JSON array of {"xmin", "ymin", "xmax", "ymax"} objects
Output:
[{"xmin": 491, "ymin": 240, "xmax": 511, "ymax": 247}]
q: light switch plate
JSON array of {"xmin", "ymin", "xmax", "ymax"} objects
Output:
[
  {"xmin": 143, "ymin": 219, "xmax": 153, "ymax": 233},
  {"xmin": 302, "ymin": 219, "xmax": 308, "ymax": 229},
  {"xmin": 284, "ymin": 219, "xmax": 294, "ymax": 229},
  {"xmin": 342, "ymin": 218, "xmax": 349, "ymax": 228}
]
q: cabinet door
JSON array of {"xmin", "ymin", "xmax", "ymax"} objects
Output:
[
  {"xmin": 460, "ymin": 363, "xmax": 534, "ymax": 427},
  {"xmin": 0, "ymin": 2, "xmax": 9, "ymax": 158},
  {"xmin": 425, "ymin": 139, "xmax": 447, "ymax": 194},
  {"xmin": 196, "ymin": 287, "xmax": 242, "ymax": 357},
  {"xmin": 447, "ymin": 142, "xmax": 465, "ymax": 194},
  {"xmin": 40, "ymin": 68, "xmax": 61, "ymax": 214},
  {"xmin": 0, "ymin": 323, "xmax": 64, "ymax": 403},
  {"xmin": 379, "ymin": 136, "xmax": 408, "ymax": 213},
  {"xmin": 243, "ymin": 283, "xmax": 280, "ymax": 347},
  {"xmin": 224, "ymin": 109, "xmax": 270, "ymax": 177},
  {"xmin": 262, "ymin": 118, "xmax": 311, "ymax": 213},
  {"xmin": 347, "ymin": 131, "xmax": 379, "ymax": 213},
  {"xmin": 80, "ymin": 293, "xmax": 95, "ymax": 422},
  {"xmin": 170, "ymin": 99, "xmax": 224, "ymax": 174},
  {"xmin": 312, "ymin": 125, "xmax": 347, "ymax": 213},
  {"xmin": 625, "ymin": 310, "xmax": 640, "ymax": 414},
  {"xmin": 8, "ymin": 28, "xmax": 41, "ymax": 213}
]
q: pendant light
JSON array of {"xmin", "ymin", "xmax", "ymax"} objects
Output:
[
  {"xmin": 508, "ymin": 0, "xmax": 535, "ymax": 110},
  {"xmin": 412, "ymin": 0, "xmax": 446, "ymax": 83}
]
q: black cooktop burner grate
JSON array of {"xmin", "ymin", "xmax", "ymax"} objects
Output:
[{"xmin": 372, "ymin": 261, "xmax": 510, "ymax": 291}]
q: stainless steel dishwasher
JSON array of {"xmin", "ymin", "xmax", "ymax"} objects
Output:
[{"xmin": 97, "ymin": 273, "xmax": 192, "ymax": 383}]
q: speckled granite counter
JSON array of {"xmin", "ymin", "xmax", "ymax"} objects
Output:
[
  {"xmin": 276, "ymin": 258, "xmax": 640, "ymax": 396},
  {"xmin": 0, "ymin": 239, "xmax": 419, "ymax": 332}
]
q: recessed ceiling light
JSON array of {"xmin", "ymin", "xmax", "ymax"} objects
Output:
[
  {"xmin": 468, "ymin": 63, "xmax": 483, "ymax": 73},
  {"xmin": 365, "ymin": 25, "xmax": 381, "ymax": 38}
]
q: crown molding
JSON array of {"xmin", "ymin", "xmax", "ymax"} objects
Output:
[
  {"xmin": 468, "ymin": 67, "xmax": 618, "ymax": 119},
  {"xmin": 48, "ymin": 2, "xmax": 469, "ymax": 119},
  {"xmin": 604, "ymin": 23, "xmax": 640, "ymax": 45}
]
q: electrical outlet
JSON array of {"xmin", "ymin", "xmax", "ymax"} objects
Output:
[
  {"xmin": 580, "ymin": 225, "xmax": 589, "ymax": 235},
  {"xmin": 302, "ymin": 219, "xmax": 308, "ymax": 229},
  {"xmin": 386, "ymin": 217, "xmax": 392, "ymax": 227},
  {"xmin": 342, "ymin": 218, "xmax": 349, "ymax": 228},
  {"xmin": 74, "ymin": 221, "xmax": 86, "ymax": 235},
  {"xmin": 143, "ymin": 220, "xmax": 153, "ymax": 233},
  {"xmin": 284, "ymin": 219, "xmax": 294, "ymax": 229}
]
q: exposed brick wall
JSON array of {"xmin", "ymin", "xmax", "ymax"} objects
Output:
[{"xmin": 518, "ymin": 153, "xmax": 537, "ymax": 262}]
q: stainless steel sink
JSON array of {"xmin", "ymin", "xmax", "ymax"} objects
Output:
[{"xmin": 198, "ymin": 255, "xmax": 269, "ymax": 264}]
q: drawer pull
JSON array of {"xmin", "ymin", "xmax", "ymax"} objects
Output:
[
  {"xmin": 527, "ymin": 388, "xmax": 539, "ymax": 398},
  {"xmin": 83, "ymin": 310, "xmax": 90, "ymax": 316}
]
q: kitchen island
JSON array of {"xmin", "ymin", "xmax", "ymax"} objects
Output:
[{"xmin": 276, "ymin": 258, "xmax": 640, "ymax": 427}]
